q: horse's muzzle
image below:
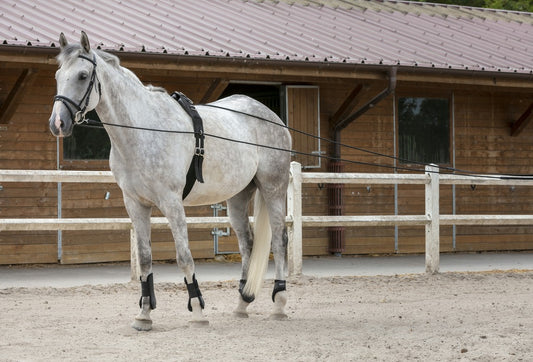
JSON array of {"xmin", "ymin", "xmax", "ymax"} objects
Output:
[{"xmin": 49, "ymin": 104, "xmax": 73, "ymax": 137}]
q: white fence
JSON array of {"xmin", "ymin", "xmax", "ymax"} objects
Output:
[
  {"xmin": 2, "ymin": 163, "xmax": 533, "ymax": 277},
  {"xmin": 287, "ymin": 162, "xmax": 533, "ymax": 275}
]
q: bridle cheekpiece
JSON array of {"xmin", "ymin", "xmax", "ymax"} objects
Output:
[{"xmin": 53, "ymin": 53, "xmax": 101, "ymax": 125}]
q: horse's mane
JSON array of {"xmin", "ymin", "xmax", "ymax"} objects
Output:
[
  {"xmin": 96, "ymin": 49, "xmax": 120, "ymax": 68},
  {"xmin": 145, "ymin": 85, "xmax": 167, "ymax": 92}
]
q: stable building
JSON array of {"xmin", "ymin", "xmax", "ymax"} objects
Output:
[{"xmin": 1, "ymin": 0, "xmax": 533, "ymax": 264}]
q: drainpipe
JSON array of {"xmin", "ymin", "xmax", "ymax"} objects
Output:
[{"xmin": 328, "ymin": 67, "xmax": 397, "ymax": 256}]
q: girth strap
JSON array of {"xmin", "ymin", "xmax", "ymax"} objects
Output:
[{"xmin": 171, "ymin": 91, "xmax": 205, "ymax": 200}]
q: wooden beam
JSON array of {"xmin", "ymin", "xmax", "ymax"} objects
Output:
[
  {"xmin": 300, "ymin": 215, "xmax": 429, "ymax": 227},
  {"xmin": 0, "ymin": 169, "xmax": 115, "ymax": 183},
  {"xmin": 199, "ymin": 78, "xmax": 229, "ymax": 103},
  {"xmin": 302, "ymin": 172, "xmax": 429, "ymax": 185},
  {"xmin": 329, "ymin": 83, "xmax": 363, "ymax": 125},
  {"xmin": 0, "ymin": 68, "xmax": 38, "ymax": 124},
  {"xmin": 440, "ymin": 214, "xmax": 533, "ymax": 226},
  {"xmin": 0, "ymin": 216, "xmax": 294, "ymax": 232},
  {"xmin": 510, "ymin": 102, "xmax": 533, "ymax": 136},
  {"xmin": 2, "ymin": 47, "xmax": 533, "ymax": 89}
]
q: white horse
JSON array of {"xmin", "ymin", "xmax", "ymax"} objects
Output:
[{"xmin": 49, "ymin": 32, "xmax": 291, "ymax": 330}]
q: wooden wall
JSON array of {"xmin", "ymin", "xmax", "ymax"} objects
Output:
[
  {"xmin": 309, "ymin": 81, "xmax": 533, "ymax": 255},
  {"xmin": 1, "ymin": 61, "xmax": 533, "ymax": 265},
  {"xmin": 0, "ymin": 69, "xmax": 58, "ymax": 264},
  {"xmin": 454, "ymin": 90, "xmax": 533, "ymax": 251},
  {"xmin": 0, "ymin": 68, "xmax": 234, "ymax": 264}
]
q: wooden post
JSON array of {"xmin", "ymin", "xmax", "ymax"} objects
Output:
[
  {"xmin": 287, "ymin": 162, "xmax": 303, "ymax": 276},
  {"xmin": 425, "ymin": 164, "xmax": 440, "ymax": 273}
]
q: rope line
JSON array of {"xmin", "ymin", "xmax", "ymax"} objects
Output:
[
  {"xmin": 81, "ymin": 116, "xmax": 533, "ymax": 181},
  {"xmin": 203, "ymin": 105, "xmax": 533, "ymax": 179},
  {"xmin": 82, "ymin": 120, "xmax": 424, "ymax": 173}
]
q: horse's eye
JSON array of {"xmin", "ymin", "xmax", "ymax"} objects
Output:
[{"xmin": 79, "ymin": 72, "xmax": 88, "ymax": 81}]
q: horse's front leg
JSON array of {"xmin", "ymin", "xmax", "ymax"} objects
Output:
[
  {"xmin": 124, "ymin": 196, "xmax": 155, "ymax": 331},
  {"xmin": 161, "ymin": 197, "xmax": 209, "ymax": 326}
]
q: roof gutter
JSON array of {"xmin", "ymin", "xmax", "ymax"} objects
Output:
[{"xmin": 333, "ymin": 66, "xmax": 397, "ymax": 159}]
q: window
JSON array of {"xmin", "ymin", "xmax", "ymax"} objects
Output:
[
  {"xmin": 63, "ymin": 110, "xmax": 111, "ymax": 160},
  {"xmin": 219, "ymin": 83, "xmax": 281, "ymax": 117},
  {"xmin": 398, "ymin": 97, "xmax": 450, "ymax": 164}
]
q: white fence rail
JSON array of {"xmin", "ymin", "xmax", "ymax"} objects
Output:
[
  {"xmin": 2, "ymin": 164, "xmax": 533, "ymax": 276},
  {"xmin": 286, "ymin": 162, "xmax": 533, "ymax": 275}
]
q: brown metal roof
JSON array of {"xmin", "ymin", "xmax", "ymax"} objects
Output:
[{"xmin": 1, "ymin": 0, "xmax": 533, "ymax": 74}]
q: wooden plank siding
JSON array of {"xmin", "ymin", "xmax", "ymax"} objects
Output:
[
  {"xmin": 453, "ymin": 90, "xmax": 533, "ymax": 252},
  {"xmin": 0, "ymin": 69, "xmax": 228, "ymax": 264},
  {"xmin": 286, "ymin": 86, "xmax": 320, "ymax": 168},
  {"xmin": 312, "ymin": 81, "xmax": 533, "ymax": 255},
  {"xmin": 0, "ymin": 69, "xmax": 58, "ymax": 264},
  {"xmin": 1, "ymin": 64, "xmax": 533, "ymax": 265}
]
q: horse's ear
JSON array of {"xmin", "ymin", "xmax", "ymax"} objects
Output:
[
  {"xmin": 80, "ymin": 31, "xmax": 90, "ymax": 53},
  {"xmin": 59, "ymin": 33, "xmax": 68, "ymax": 49}
]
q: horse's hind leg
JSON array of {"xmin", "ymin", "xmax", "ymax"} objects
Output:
[
  {"xmin": 123, "ymin": 195, "xmax": 155, "ymax": 331},
  {"xmin": 226, "ymin": 183, "xmax": 256, "ymax": 317},
  {"xmin": 265, "ymin": 193, "xmax": 289, "ymax": 320}
]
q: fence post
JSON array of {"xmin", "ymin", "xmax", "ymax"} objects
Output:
[
  {"xmin": 425, "ymin": 164, "xmax": 440, "ymax": 273},
  {"xmin": 287, "ymin": 161, "xmax": 303, "ymax": 276}
]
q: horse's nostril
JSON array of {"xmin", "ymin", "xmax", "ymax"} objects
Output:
[{"xmin": 54, "ymin": 113, "xmax": 63, "ymax": 131}]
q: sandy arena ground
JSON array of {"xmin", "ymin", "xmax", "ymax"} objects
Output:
[{"xmin": 1, "ymin": 271, "xmax": 532, "ymax": 361}]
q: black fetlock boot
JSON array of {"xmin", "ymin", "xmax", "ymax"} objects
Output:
[
  {"xmin": 272, "ymin": 279, "xmax": 286, "ymax": 302},
  {"xmin": 140, "ymin": 273, "xmax": 156, "ymax": 309},
  {"xmin": 184, "ymin": 274, "xmax": 209, "ymax": 325},
  {"xmin": 184, "ymin": 273, "xmax": 205, "ymax": 312},
  {"xmin": 239, "ymin": 279, "xmax": 255, "ymax": 303}
]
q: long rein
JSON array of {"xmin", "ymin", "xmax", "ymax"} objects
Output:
[{"xmin": 63, "ymin": 55, "xmax": 533, "ymax": 179}]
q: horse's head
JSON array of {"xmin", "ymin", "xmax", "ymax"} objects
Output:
[{"xmin": 49, "ymin": 31, "xmax": 101, "ymax": 137}]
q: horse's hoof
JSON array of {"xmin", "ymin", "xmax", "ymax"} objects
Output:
[
  {"xmin": 233, "ymin": 310, "xmax": 249, "ymax": 318},
  {"xmin": 269, "ymin": 313, "xmax": 288, "ymax": 321},
  {"xmin": 188, "ymin": 319, "xmax": 210, "ymax": 327},
  {"xmin": 132, "ymin": 318, "xmax": 153, "ymax": 331}
]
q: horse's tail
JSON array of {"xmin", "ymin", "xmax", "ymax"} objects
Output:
[{"xmin": 242, "ymin": 189, "xmax": 271, "ymax": 299}]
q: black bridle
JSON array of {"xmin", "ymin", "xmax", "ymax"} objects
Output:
[{"xmin": 53, "ymin": 54, "xmax": 101, "ymax": 124}]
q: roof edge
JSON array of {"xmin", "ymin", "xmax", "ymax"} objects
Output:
[{"xmin": 1, "ymin": 44, "xmax": 532, "ymax": 88}]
